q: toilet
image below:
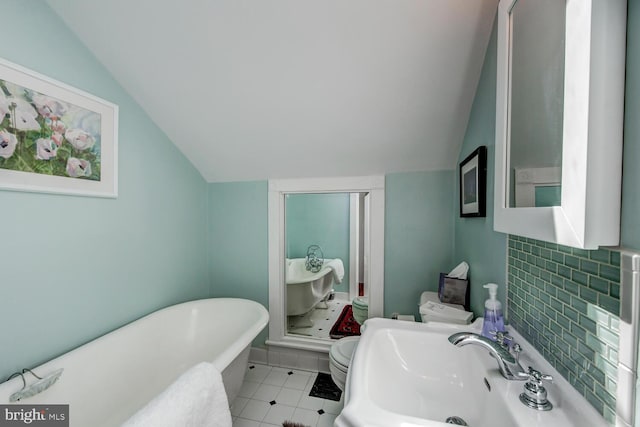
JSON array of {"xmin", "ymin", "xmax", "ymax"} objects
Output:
[
  {"xmin": 418, "ymin": 291, "xmax": 473, "ymax": 325},
  {"xmin": 328, "ymin": 292, "xmax": 472, "ymax": 391},
  {"xmin": 329, "ymin": 336, "xmax": 360, "ymax": 391},
  {"xmin": 329, "ymin": 296, "xmax": 367, "ymax": 390}
]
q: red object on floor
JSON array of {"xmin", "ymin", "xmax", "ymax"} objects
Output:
[{"xmin": 330, "ymin": 305, "xmax": 361, "ymax": 339}]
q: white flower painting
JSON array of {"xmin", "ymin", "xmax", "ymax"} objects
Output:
[{"xmin": 0, "ymin": 79, "xmax": 102, "ymax": 181}]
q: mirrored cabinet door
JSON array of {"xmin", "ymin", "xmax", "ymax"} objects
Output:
[{"xmin": 494, "ymin": 0, "xmax": 626, "ymax": 249}]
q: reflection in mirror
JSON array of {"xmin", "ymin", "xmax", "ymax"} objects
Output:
[
  {"xmin": 508, "ymin": 0, "xmax": 565, "ymax": 207},
  {"xmin": 285, "ymin": 192, "xmax": 369, "ymax": 342}
]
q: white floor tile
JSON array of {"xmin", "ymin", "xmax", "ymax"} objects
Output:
[
  {"xmin": 291, "ymin": 368, "xmax": 314, "ymax": 377},
  {"xmin": 276, "ymin": 387, "xmax": 303, "ymax": 407},
  {"xmin": 252, "ymin": 384, "xmax": 282, "ymax": 402},
  {"xmin": 238, "ymin": 399, "xmax": 271, "ymax": 422},
  {"xmin": 230, "ymin": 396, "xmax": 249, "ymax": 417},
  {"xmin": 263, "ymin": 370, "xmax": 289, "ymax": 387},
  {"xmin": 296, "ymin": 394, "xmax": 325, "ymax": 411},
  {"xmin": 238, "ymin": 381, "xmax": 261, "ymax": 398},
  {"xmin": 284, "ymin": 373, "xmax": 311, "ymax": 390},
  {"xmin": 303, "ymin": 379, "xmax": 314, "ymax": 395},
  {"xmin": 322, "ymin": 398, "xmax": 344, "ymax": 415},
  {"xmin": 238, "ymin": 364, "xmax": 345, "ymax": 427},
  {"xmin": 291, "ymin": 407, "xmax": 320, "ymax": 427},
  {"xmin": 317, "ymin": 413, "xmax": 338, "ymax": 427},
  {"xmin": 233, "ymin": 418, "xmax": 261, "ymax": 427},
  {"xmin": 245, "ymin": 364, "xmax": 272, "ymax": 383},
  {"xmin": 262, "ymin": 404, "xmax": 296, "ymax": 425}
]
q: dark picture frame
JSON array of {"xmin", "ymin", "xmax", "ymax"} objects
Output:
[{"xmin": 459, "ymin": 146, "xmax": 487, "ymax": 217}]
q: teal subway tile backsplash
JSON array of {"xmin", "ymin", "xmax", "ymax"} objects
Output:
[{"xmin": 507, "ymin": 236, "xmax": 620, "ymax": 424}]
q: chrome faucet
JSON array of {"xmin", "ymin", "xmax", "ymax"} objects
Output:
[{"xmin": 448, "ymin": 332, "xmax": 527, "ymax": 381}]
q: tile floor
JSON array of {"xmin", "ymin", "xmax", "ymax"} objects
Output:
[
  {"xmin": 231, "ymin": 363, "xmax": 343, "ymax": 427},
  {"xmin": 287, "ymin": 298, "xmax": 347, "ymax": 340}
]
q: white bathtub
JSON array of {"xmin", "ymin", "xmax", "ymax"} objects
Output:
[
  {"xmin": 0, "ymin": 298, "xmax": 268, "ymax": 427},
  {"xmin": 286, "ymin": 258, "xmax": 342, "ymax": 316}
]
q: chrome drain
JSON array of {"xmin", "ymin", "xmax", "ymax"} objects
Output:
[{"xmin": 445, "ymin": 416, "xmax": 468, "ymax": 425}]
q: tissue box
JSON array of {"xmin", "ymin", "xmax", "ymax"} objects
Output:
[
  {"xmin": 438, "ymin": 273, "xmax": 469, "ymax": 309},
  {"xmin": 418, "ymin": 291, "xmax": 472, "ymax": 324}
]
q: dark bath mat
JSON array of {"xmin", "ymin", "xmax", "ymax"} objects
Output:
[{"xmin": 309, "ymin": 372, "xmax": 342, "ymax": 401}]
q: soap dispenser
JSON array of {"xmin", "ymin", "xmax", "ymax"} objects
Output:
[{"xmin": 481, "ymin": 283, "xmax": 505, "ymax": 340}]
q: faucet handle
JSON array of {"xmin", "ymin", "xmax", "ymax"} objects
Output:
[
  {"xmin": 493, "ymin": 331, "xmax": 513, "ymax": 349},
  {"xmin": 519, "ymin": 366, "xmax": 553, "ymax": 411},
  {"xmin": 511, "ymin": 343, "xmax": 522, "ymax": 363},
  {"xmin": 525, "ymin": 367, "xmax": 553, "ymax": 384}
]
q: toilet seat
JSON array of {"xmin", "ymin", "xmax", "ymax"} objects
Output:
[{"xmin": 330, "ymin": 336, "xmax": 359, "ymax": 370}]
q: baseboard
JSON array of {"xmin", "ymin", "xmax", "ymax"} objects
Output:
[{"xmin": 249, "ymin": 346, "xmax": 330, "ymax": 373}]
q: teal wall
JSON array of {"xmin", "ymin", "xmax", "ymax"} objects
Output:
[
  {"xmin": 453, "ymin": 19, "xmax": 507, "ymax": 317},
  {"xmin": 208, "ymin": 181, "xmax": 269, "ymax": 346},
  {"xmin": 0, "ymin": 2, "xmax": 209, "ymax": 380},
  {"xmin": 385, "ymin": 171, "xmax": 455, "ymax": 318},
  {"xmin": 622, "ymin": 0, "xmax": 640, "ymax": 252},
  {"xmin": 285, "ymin": 193, "xmax": 350, "ymax": 293}
]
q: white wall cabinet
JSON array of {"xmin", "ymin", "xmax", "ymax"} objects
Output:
[{"xmin": 493, "ymin": 0, "xmax": 626, "ymax": 249}]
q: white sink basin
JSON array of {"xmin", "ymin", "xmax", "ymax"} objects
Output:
[{"xmin": 335, "ymin": 318, "xmax": 608, "ymax": 427}]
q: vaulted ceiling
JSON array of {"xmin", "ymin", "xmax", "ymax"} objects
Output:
[{"xmin": 47, "ymin": 0, "xmax": 497, "ymax": 182}]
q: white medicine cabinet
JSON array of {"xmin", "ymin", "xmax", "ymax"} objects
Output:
[{"xmin": 493, "ymin": 0, "xmax": 627, "ymax": 249}]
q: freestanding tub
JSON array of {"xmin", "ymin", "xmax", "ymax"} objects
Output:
[
  {"xmin": 286, "ymin": 258, "xmax": 343, "ymax": 316},
  {"xmin": 0, "ymin": 298, "xmax": 268, "ymax": 427}
]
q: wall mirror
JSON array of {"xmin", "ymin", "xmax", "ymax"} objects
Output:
[
  {"xmin": 267, "ymin": 176, "xmax": 385, "ymax": 352},
  {"xmin": 494, "ymin": 0, "xmax": 626, "ymax": 249},
  {"xmin": 508, "ymin": 0, "xmax": 564, "ymax": 208},
  {"xmin": 284, "ymin": 192, "xmax": 369, "ymax": 340}
]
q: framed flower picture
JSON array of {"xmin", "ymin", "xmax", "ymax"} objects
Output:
[
  {"xmin": 459, "ymin": 146, "xmax": 487, "ymax": 217},
  {"xmin": 0, "ymin": 57, "xmax": 118, "ymax": 198}
]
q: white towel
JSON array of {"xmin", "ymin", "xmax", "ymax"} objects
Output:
[
  {"xmin": 122, "ymin": 362, "xmax": 231, "ymax": 427},
  {"xmin": 325, "ymin": 258, "xmax": 345, "ymax": 284}
]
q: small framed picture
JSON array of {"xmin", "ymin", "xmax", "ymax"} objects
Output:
[{"xmin": 459, "ymin": 146, "xmax": 487, "ymax": 217}]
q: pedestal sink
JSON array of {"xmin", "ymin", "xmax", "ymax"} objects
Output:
[{"xmin": 334, "ymin": 318, "xmax": 607, "ymax": 427}]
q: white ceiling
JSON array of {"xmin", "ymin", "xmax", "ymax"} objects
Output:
[{"xmin": 47, "ymin": 0, "xmax": 497, "ymax": 183}]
